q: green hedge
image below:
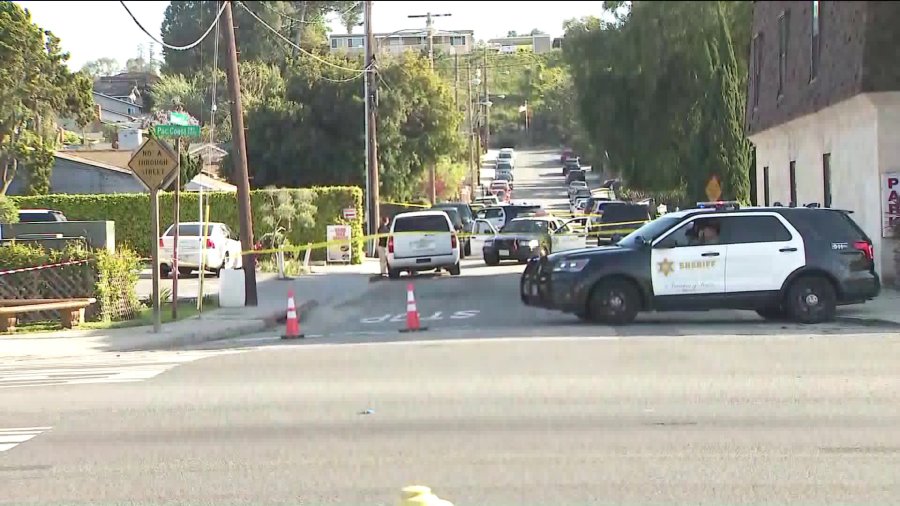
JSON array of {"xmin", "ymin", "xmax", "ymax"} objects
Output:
[{"xmin": 11, "ymin": 186, "xmax": 365, "ymax": 263}]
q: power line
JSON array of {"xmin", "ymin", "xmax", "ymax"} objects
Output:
[
  {"xmin": 119, "ymin": 0, "xmax": 226, "ymax": 51},
  {"xmin": 236, "ymin": 1, "xmax": 368, "ymax": 75}
]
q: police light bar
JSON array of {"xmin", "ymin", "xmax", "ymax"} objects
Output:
[{"xmin": 696, "ymin": 201, "xmax": 741, "ymax": 210}]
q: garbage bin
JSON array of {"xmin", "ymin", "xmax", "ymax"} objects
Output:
[{"xmin": 218, "ymin": 268, "xmax": 245, "ymax": 307}]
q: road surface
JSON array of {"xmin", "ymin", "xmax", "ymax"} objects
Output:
[{"xmin": 3, "ymin": 150, "xmax": 898, "ymax": 505}]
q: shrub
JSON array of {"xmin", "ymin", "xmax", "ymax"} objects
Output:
[
  {"xmin": 0, "ymin": 242, "xmax": 141, "ymax": 322},
  {"xmin": 11, "ymin": 186, "xmax": 365, "ymax": 263},
  {"xmin": 0, "ymin": 195, "xmax": 18, "ymax": 224}
]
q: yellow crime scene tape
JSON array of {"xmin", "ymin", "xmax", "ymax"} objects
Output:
[{"xmin": 239, "ymin": 218, "xmax": 653, "ymax": 256}]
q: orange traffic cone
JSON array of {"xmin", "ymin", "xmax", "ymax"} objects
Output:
[
  {"xmin": 399, "ymin": 283, "xmax": 428, "ymax": 333},
  {"xmin": 281, "ymin": 289, "xmax": 304, "ymax": 339}
]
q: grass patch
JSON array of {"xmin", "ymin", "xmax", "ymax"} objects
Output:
[
  {"xmin": 1, "ymin": 298, "xmax": 220, "ymax": 335},
  {"xmin": 258, "ymin": 257, "xmax": 308, "ymax": 277}
]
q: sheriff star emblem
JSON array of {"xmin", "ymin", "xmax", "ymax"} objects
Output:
[{"xmin": 657, "ymin": 258, "xmax": 675, "ymax": 277}]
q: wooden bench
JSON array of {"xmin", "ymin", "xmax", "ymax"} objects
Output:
[{"xmin": 0, "ymin": 298, "xmax": 97, "ymax": 332}]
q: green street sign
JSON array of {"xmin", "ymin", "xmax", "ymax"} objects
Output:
[
  {"xmin": 169, "ymin": 111, "xmax": 191, "ymax": 126},
  {"xmin": 155, "ymin": 124, "xmax": 201, "ymax": 139}
]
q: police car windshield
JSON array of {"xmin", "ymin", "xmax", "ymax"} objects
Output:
[
  {"xmin": 503, "ymin": 220, "xmax": 548, "ymax": 233},
  {"xmin": 618, "ymin": 216, "xmax": 681, "ymax": 247}
]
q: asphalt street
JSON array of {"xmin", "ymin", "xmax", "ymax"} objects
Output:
[
  {"xmin": 2, "ymin": 337, "xmax": 899, "ymax": 504},
  {"xmin": 3, "ymin": 149, "xmax": 899, "ymax": 505}
]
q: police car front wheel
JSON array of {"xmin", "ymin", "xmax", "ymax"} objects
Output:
[
  {"xmin": 587, "ymin": 279, "xmax": 640, "ymax": 325},
  {"xmin": 785, "ymin": 275, "xmax": 837, "ymax": 324}
]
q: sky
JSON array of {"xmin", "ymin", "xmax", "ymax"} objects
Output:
[{"xmin": 15, "ymin": 1, "xmax": 603, "ymax": 72}]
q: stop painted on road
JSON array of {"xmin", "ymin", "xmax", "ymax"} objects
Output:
[{"xmin": 361, "ymin": 310, "xmax": 480, "ymax": 324}]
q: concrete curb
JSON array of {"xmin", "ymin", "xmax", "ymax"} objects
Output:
[
  {"xmin": 110, "ymin": 300, "xmax": 319, "ymax": 352},
  {"xmin": 835, "ymin": 316, "xmax": 900, "ymax": 328}
]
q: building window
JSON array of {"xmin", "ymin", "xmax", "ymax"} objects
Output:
[
  {"xmin": 331, "ymin": 38, "xmax": 339, "ymax": 49},
  {"xmin": 752, "ymin": 33, "xmax": 763, "ymax": 108},
  {"xmin": 450, "ymin": 36, "xmax": 466, "ymax": 46},
  {"xmin": 810, "ymin": 1, "xmax": 821, "ymax": 81},
  {"xmin": 388, "ymin": 37, "xmax": 401, "ymax": 46},
  {"xmin": 778, "ymin": 11, "xmax": 789, "ymax": 98},
  {"xmin": 789, "ymin": 160, "xmax": 797, "ymax": 205},
  {"xmin": 822, "ymin": 153, "xmax": 832, "ymax": 207},
  {"xmin": 749, "ymin": 164, "xmax": 758, "ymax": 206},
  {"xmin": 763, "ymin": 166, "xmax": 770, "ymax": 206},
  {"xmin": 348, "ymin": 37, "xmax": 364, "ymax": 48}
]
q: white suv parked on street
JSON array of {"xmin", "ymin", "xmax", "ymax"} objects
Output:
[{"xmin": 387, "ymin": 211, "xmax": 461, "ymax": 279}]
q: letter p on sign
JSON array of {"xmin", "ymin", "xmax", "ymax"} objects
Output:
[{"xmin": 890, "ymin": 177, "xmax": 899, "ymax": 189}]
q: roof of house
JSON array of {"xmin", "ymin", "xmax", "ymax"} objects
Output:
[
  {"xmin": 93, "ymin": 81, "xmax": 139, "ymax": 99},
  {"xmin": 93, "ymin": 92, "xmax": 141, "ymax": 108},
  {"xmin": 184, "ymin": 173, "xmax": 237, "ymax": 192},
  {"xmin": 54, "ymin": 151, "xmax": 134, "ymax": 175},
  {"xmin": 188, "ymin": 143, "xmax": 228, "ymax": 158}
]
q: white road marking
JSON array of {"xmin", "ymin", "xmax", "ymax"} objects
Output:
[
  {"xmin": 0, "ymin": 427, "xmax": 51, "ymax": 453},
  {"xmin": 0, "ymin": 350, "xmax": 241, "ymax": 389},
  {"xmin": 360, "ymin": 310, "xmax": 481, "ymax": 324}
]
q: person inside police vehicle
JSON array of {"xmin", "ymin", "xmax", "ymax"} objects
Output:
[{"xmin": 687, "ymin": 219, "xmax": 721, "ymax": 246}]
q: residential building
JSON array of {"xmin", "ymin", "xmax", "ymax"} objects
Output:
[
  {"xmin": 93, "ymin": 71, "xmax": 159, "ymax": 109},
  {"xmin": 6, "ymin": 152, "xmax": 146, "ymax": 195},
  {"xmin": 329, "ymin": 30, "xmax": 474, "ymax": 56},
  {"xmin": 745, "ymin": 1, "xmax": 900, "ymax": 286},
  {"xmin": 487, "ymin": 34, "xmax": 553, "ymax": 54}
]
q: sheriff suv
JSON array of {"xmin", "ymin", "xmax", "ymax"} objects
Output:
[{"xmin": 521, "ymin": 202, "xmax": 880, "ymax": 325}]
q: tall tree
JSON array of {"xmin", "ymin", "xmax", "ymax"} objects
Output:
[
  {"xmin": 561, "ymin": 1, "xmax": 752, "ymax": 199},
  {"xmin": 0, "ymin": 2, "xmax": 94, "ymax": 195},
  {"xmin": 82, "ymin": 57, "xmax": 121, "ymax": 78},
  {"xmin": 229, "ymin": 52, "xmax": 462, "ymax": 202},
  {"xmin": 160, "ymin": 1, "xmax": 356, "ymax": 77}
]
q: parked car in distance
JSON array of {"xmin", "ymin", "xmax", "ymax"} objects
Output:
[
  {"xmin": 565, "ymin": 169, "xmax": 586, "ymax": 185},
  {"xmin": 562, "ymin": 158, "xmax": 581, "ymax": 175},
  {"xmin": 498, "ymin": 148, "xmax": 516, "ymax": 168},
  {"xmin": 17, "ymin": 209, "xmax": 68, "ymax": 222},
  {"xmin": 475, "ymin": 195, "xmax": 500, "ymax": 207}
]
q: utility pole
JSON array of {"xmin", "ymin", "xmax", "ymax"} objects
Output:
[
  {"xmin": 408, "ymin": 12, "xmax": 451, "ymax": 70},
  {"xmin": 364, "ymin": 0, "xmax": 380, "ymax": 247},
  {"xmin": 465, "ymin": 58, "xmax": 474, "ymax": 198},
  {"xmin": 293, "ymin": 1, "xmax": 309, "ymax": 57},
  {"xmin": 482, "ymin": 45, "xmax": 490, "ymax": 153},
  {"xmin": 454, "ymin": 51, "xmax": 459, "ymax": 107},
  {"xmin": 222, "ymin": 0, "xmax": 258, "ymax": 306}
]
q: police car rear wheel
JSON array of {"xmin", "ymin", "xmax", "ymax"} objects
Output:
[
  {"xmin": 587, "ymin": 279, "xmax": 639, "ymax": 325},
  {"xmin": 785, "ymin": 276, "xmax": 837, "ymax": 324}
]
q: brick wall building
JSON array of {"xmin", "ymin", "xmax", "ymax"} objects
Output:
[{"xmin": 745, "ymin": 1, "xmax": 900, "ymax": 285}]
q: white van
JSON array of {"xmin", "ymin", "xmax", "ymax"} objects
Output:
[
  {"xmin": 387, "ymin": 211, "xmax": 461, "ymax": 278},
  {"xmin": 498, "ymin": 148, "xmax": 516, "ymax": 169}
]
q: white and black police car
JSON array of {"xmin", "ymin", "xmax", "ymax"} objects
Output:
[{"xmin": 521, "ymin": 202, "xmax": 881, "ymax": 324}]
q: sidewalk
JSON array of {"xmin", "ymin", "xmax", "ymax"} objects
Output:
[
  {"xmin": 836, "ymin": 287, "xmax": 900, "ymax": 326},
  {"xmin": 0, "ymin": 264, "xmax": 378, "ymax": 358}
]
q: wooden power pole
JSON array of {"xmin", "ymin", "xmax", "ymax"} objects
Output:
[
  {"xmin": 222, "ymin": 0, "xmax": 258, "ymax": 306},
  {"xmin": 482, "ymin": 45, "xmax": 490, "ymax": 153},
  {"xmin": 364, "ymin": 0, "xmax": 380, "ymax": 243}
]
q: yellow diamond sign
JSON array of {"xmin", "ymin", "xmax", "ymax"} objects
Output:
[
  {"xmin": 705, "ymin": 175, "xmax": 722, "ymax": 202},
  {"xmin": 127, "ymin": 137, "xmax": 179, "ymax": 191}
]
